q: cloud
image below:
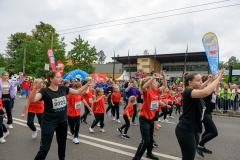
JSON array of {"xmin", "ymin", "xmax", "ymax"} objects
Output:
[{"xmin": 0, "ymin": 0, "xmax": 239, "ymax": 63}]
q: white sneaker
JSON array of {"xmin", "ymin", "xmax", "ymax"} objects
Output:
[
  {"xmin": 163, "ymin": 119, "xmax": 169, "ymax": 122},
  {"xmin": 158, "ymin": 118, "xmax": 161, "ymax": 122},
  {"xmin": 157, "ymin": 124, "xmax": 162, "ymax": 128},
  {"xmin": 0, "ymin": 137, "xmax": 6, "ymax": 143},
  {"xmin": 19, "ymin": 95, "xmax": 22, "ymax": 98},
  {"xmin": 113, "ymin": 117, "xmax": 116, "ymax": 121},
  {"xmin": 116, "ymin": 119, "xmax": 121, "ymax": 123},
  {"xmin": 8, "ymin": 124, "xmax": 13, "ymax": 129},
  {"xmin": 89, "ymin": 127, "xmax": 94, "ymax": 133},
  {"xmin": 3, "ymin": 130, "xmax": 9, "ymax": 138},
  {"xmin": 32, "ymin": 128, "xmax": 38, "ymax": 138},
  {"xmin": 169, "ymin": 116, "xmax": 174, "ymax": 119},
  {"xmin": 97, "ymin": 122, "xmax": 100, "ymax": 127},
  {"xmin": 100, "ymin": 128, "xmax": 105, "ymax": 133},
  {"xmin": 73, "ymin": 138, "xmax": 79, "ymax": 144}
]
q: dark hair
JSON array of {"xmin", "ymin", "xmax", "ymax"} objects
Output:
[
  {"xmin": 202, "ymin": 75, "xmax": 208, "ymax": 83},
  {"xmin": 46, "ymin": 71, "xmax": 59, "ymax": 87},
  {"xmin": 63, "ymin": 79, "xmax": 69, "ymax": 85},
  {"xmin": 184, "ymin": 72, "xmax": 199, "ymax": 88}
]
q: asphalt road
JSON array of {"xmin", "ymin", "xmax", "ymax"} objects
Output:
[{"xmin": 1, "ymin": 97, "xmax": 240, "ymax": 160}]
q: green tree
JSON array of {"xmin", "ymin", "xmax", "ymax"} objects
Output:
[
  {"xmin": 227, "ymin": 56, "xmax": 238, "ymax": 66},
  {"xmin": 68, "ymin": 35, "xmax": 98, "ymax": 74},
  {"xmin": 143, "ymin": 50, "xmax": 149, "ymax": 55},
  {"xmin": 6, "ymin": 23, "xmax": 67, "ymax": 77},
  {"xmin": 106, "ymin": 62, "xmax": 113, "ymax": 64},
  {"xmin": 0, "ymin": 54, "xmax": 7, "ymax": 68},
  {"xmin": 222, "ymin": 75, "xmax": 237, "ymax": 83},
  {"xmin": 219, "ymin": 62, "xmax": 228, "ymax": 69},
  {"xmin": 98, "ymin": 50, "xmax": 106, "ymax": 64}
]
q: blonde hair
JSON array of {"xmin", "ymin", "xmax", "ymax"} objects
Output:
[
  {"xmin": 170, "ymin": 91, "xmax": 175, "ymax": 95},
  {"xmin": 139, "ymin": 77, "xmax": 151, "ymax": 93},
  {"xmin": 73, "ymin": 83, "xmax": 82, "ymax": 89},
  {"xmin": 128, "ymin": 96, "xmax": 136, "ymax": 104},
  {"xmin": 95, "ymin": 88, "xmax": 103, "ymax": 97},
  {"xmin": 33, "ymin": 79, "xmax": 41, "ymax": 87},
  {"xmin": 1, "ymin": 71, "xmax": 9, "ymax": 76}
]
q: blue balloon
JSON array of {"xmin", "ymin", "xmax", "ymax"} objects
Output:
[{"xmin": 62, "ymin": 69, "xmax": 92, "ymax": 81}]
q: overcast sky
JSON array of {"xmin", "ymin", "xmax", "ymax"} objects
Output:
[{"xmin": 0, "ymin": 0, "xmax": 239, "ymax": 63}]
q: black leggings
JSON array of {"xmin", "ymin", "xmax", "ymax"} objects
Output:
[
  {"xmin": 132, "ymin": 104, "xmax": 137, "ymax": 122},
  {"xmin": 91, "ymin": 113, "xmax": 104, "ymax": 129},
  {"xmin": 35, "ymin": 121, "xmax": 68, "ymax": 160},
  {"xmin": 68, "ymin": 116, "xmax": 80, "ymax": 138},
  {"xmin": 133, "ymin": 116, "xmax": 154, "ymax": 159},
  {"xmin": 159, "ymin": 107, "xmax": 167, "ymax": 119},
  {"xmin": 175, "ymin": 126, "xmax": 200, "ymax": 160},
  {"xmin": 199, "ymin": 113, "xmax": 218, "ymax": 147},
  {"xmin": 0, "ymin": 112, "xmax": 8, "ymax": 138},
  {"xmin": 2, "ymin": 94, "xmax": 12, "ymax": 124},
  {"xmin": 81, "ymin": 105, "xmax": 91, "ymax": 121},
  {"xmin": 120, "ymin": 115, "xmax": 130, "ymax": 134},
  {"xmin": 27, "ymin": 112, "xmax": 42, "ymax": 131},
  {"xmin": 168, "ymin": 104, "xmax": 173, "ymax": 116},
  {"xmin": 112, "ymin": 102, "xmax": 120, "ymax": 120},
  {"xmin": 176, "ymin": 104, "xmax": 181, "ymax": 114},
  {"xmin": 106, "ymin": 99, "xmax": 112, "ymax": 114}
]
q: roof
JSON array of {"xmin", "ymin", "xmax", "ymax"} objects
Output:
[{"xmin": 112, "ymin": 52, "xmax": 207, "ymax": 64}]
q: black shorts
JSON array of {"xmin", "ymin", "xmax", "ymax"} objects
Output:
[
  {"xmin": 153, "ymin": 111, "xmax": 159, "ymax": 121},
  {"xmin": 137, "ymin": 95, "xmax": 143, "ymax": 104}
]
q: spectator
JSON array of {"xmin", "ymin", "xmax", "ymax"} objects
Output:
[
  {"xmin": 150, "ymin": 69, "xmax": 155, "ymax": 76},
  {"xmin": 141, "ymin": 71, "xmax": 147, "ymax": 78},
  {"xmin": 221, "ymin": 84, "xmax": 231, "ymax": 113}
]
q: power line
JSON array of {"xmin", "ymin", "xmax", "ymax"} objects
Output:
[
  {"xmin": 60, "ymin": 3, "xmax": 240, "ymax": 35},
  {"xmin": 58, "ymin": 0, "xmax": 230, "ymax": 32}
]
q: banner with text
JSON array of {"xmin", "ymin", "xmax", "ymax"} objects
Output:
[
  {"xmin": 202, "ymin": 32, "xmax": 219, "ymax": 74},
  {"xmin": 47, "ymin": 49, "xmax": 56, "ymax": 70}
]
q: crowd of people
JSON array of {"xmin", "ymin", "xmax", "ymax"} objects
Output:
[{"xmin": 0, "ymin": 68, "xmax": 239, "ymax": 160}]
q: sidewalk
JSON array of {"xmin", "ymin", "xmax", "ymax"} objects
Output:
[{"xmin": 213, "ymin": 110, "xmax": 240, "ymax": 118}]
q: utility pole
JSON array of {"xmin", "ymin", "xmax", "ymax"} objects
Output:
[{"xmin": 23, "ymin": 47, "xmax": 26, "ymax": 74}]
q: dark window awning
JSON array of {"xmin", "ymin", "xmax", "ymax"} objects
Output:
[{"xmin": 112, "ymin": 52, "xmax": 207, "ymax": 64}]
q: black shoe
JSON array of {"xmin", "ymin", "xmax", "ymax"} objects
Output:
[
  {"xmin": 117, "ymin": 128, "xmax": 122, "ymax": 135},
  {"xmin": 80, "ymin": 118, "xmax": 83, "ymax": 123},
  {"xmin": 153, "ymin": 142, "xmax": 158, "ymax": 147},
  {"xmin": 146, "ymin": 154, "xmax": 159, "ymax": 160},
  {"xmin": 121, "ymin": 134, "xmax": 130, "ymax": 139},
  {"xmin": 83, "ymin": 121, "xmax": 88, "ymax": 124},
  {"xmin": 197, "ymin": 147, "xmax": 204, "ymax": 157},
  {"xmin": 202, "ymin": 147, "xmax": 212, "ymax": 154}
]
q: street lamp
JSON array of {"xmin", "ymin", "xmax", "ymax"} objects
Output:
[{"xmin": 40, "ymin": 21, "xmax": 53, "ymax": 49}]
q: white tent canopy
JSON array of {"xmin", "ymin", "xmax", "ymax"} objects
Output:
[{"xmin": 116, "ymin": 70, "xmax": 135, "ymax": 81}]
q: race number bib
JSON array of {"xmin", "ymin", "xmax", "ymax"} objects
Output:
[
  {"xmin": 141, "ymin": 95, "xmax": 143, "ymax": 99},
  {"xmin": 150, "ymin": 100, "xmax": 159, "ymax": 110},
  {"xmin": 89, "ymin": 98, "xmax": 93, "ymax": 103},
  {"xmin": 211, "ymin": 94, "xmax": 216, "ymax": 103},
  {"xmin": 52, "ymin": 96, "xmax": 67, "ymax": 109},
  {"xmin": 165, "ymin": 100, "xmax": 168, "ymax": 104},
  {"xmin": 177, "ymin": 97, "xmax": 181, "ymax": 100},
  {"xmin": 75, "ymin": 101, "xmax": 81, "ymax": 109}
]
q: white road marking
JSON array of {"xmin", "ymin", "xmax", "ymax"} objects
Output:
[
  {"xmin": 8, "ymin": 119, "xmax": 148, "ymax": 160},
  {"xmin": 12, "ymin": 117, "xmax": 181, "ymax": 160}
]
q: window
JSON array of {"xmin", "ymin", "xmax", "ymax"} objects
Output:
[
  {"xmin": 186, "ymin": 65, "xmax": 208, "ymax": 71},
  {"xmin": 142, "ymin": 65, "xmax": 150, "ymax": 68},
  {"xmin": 124, "ymin": 67, "xmax": 137, "ymax": 72},
  {"xmin": 142, "ymin": 59, "xmax": 148, "ymax": 62}
]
